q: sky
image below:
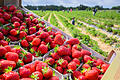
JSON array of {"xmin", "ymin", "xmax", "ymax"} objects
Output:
[{"xmin": 22, "ymin": 0, "xmax": 120, "ymax": 8}]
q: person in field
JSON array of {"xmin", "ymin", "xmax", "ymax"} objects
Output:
[
  {"xmin": 93, "ymin": 8, "xmax": 97, "ymax": 16},
  {"xmin": 72, "ymin": 17, "xmax": 75, "ymax": 25}
]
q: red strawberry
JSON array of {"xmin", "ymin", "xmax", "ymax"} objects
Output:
[
  {"xmin": 45, "ymin": 57, "xmax": 55, "ymax": 65},
  {"xmin": 68, "ymin": 61, "xmax": 77, "ymax": 71},
  {"xmin": 82, "ymin": 64, "xmax": 91, "ymax": 69},
  {"xmin": 45, "ymin": 36, "xmax": 52, "ymax": 43},
  {"xmin": 37, "ymin": 44, "xmax": 48, "ymax": 54},
  {"xmin": 57, "ymin": 46, "xmax": 69, "ymax": 56},
  {"xmin": 10, "ymin": 29, "xmax": 18, "ymax": 36},
  {"xmin": 0, "ymin": 60, "xmax": 16, "ymax": 73},
  {"xmin": 13, "ymin": 22, "xmax": 20, "ymax": 28},
  {"xmin": 72, "ymin": 44, "xmax": 82, "ymax": 51},
  {"xmin": 2, "ymin": 28, "xmax": 9, "ymax": 35},
  {"xmin": 4, "ymin": 45, "xmax": 11, "ymax": 52},
  {"xmin": 5, "ymin": 52, "xmax": 19, "ymax": 62},
  {"xmin": 85, "ymin": 70, "xmax": 99, "ymax": 80},
  {"xmin": 3, "ymin": 12, "xmax": 11, "ymax": 20},
  {"xmin": 81, "ymin": 49, "xmax": 91, "ymax": 56},
  {"xmin": 30, "ymin": 71, "xmax": 43, "ymax": 80},
  {"xmin": 19, "ymin": 31, "xmax": 27, "ymax": 39},
  {"xmin": 72, "ymin": 58, "xmax": 80, "ymax": 65},
  {"xmin": 19, "ymin": 67, "xmax": 31, "ymax": 78},
  {"xmin": 57, "ymin": 59, "xmax": 68, "ymax": 68},
  {"xmin": 0, "ymin": 32, "xmax": 4, "ymax": 40},
  {"xmin": 31, "ymin": 38, "xmax": 41, "ymax": 46},
  {"xmin": 101, "ymin": 63, "xmax": 109, "ymax": 73},
  {"xmin": 73, "ymin": 71, "xmax": 81, "ymax": 78},
  {"xmin": 63, "ymin": 69, "xmax": 68, "ymax": 74},
  {"xmin": 16, "ymin": 12, "xmax": 23, "ymax": 20},
  {"xmin": 26, "ymin": 35, "xmax": 34, "ymax": 42},
  {"xmin": 23, "ymin": 52, "xmax": 33, "ymax": 63},
  {"xmin": 20, "ymin": 78, "xmax": 33, "ymax": 80},
  {"xmin": 32, "ymin": 18, "xmax": 38, "ymax": 24},
  {"xmin": 50, "ymin": 41, "xmax": 56, "ymax": 48},
  {"xmin": 54, "ymin": 34, "xmax": 65, "ymax": 45},
  {"xmin": 0, "ymin": 13, "xmax": 3, "ymax": 18},
  {"xmin": 42, "ymin": 66, "xmax": 53, "ymax": 78},
  {"xmin": 36, "ymin": 62, "xmax": 48, "ymax": 72},
  {"xmin": 98, "ymin": 75, "xmax": 103, "ymax": 80},
  {"xmin": 40, "ymin": 32, "xmax": 49, "ymax": 39},
  {"xmin": 25, "ymin": 18, "xmax": 31, "ymax": 24},
  {"xmin": 96, "ymin": 59, "xmax": 104, "ymax": 66},
  {"xmin": 20, "ymin": 26, "xmax": 26, "ymax": 31},
  {"xmin": 84, "ymin": 55, "xmax": 92, "ymax": 63},
  {"xmin": 2, "ymin": 6, "xmax": 8, "ymax": 11},
  {"xmin": 16, "ymin": 59, "xmax": 24, "ymax": 67},
  {"xmin": 72, "ymin": 50, "xmax": 82, "ymax": 58},
  {"xmin": 21, "ymin": 40, "xmax": 29, "ymax": 47},
  {"xmin": 11, "ymin": 16, "xmax": 20, "ymax": 23},
  {"xmin": 9, "ymin": 5, "xmax": 16, "ymax": 11},
  {"xmin": 0, "ymin": 46, "xmax": 7, "ymax": 57},
  {"xmin": 3, "ymin": 71, "xmax": 19, "ymax": 80},
  {"xmin": 92, "ymin": 67, "xmax": 101, "ymax": 74},
  {"xmin": 78, "ymin": 75, "xmax": 87, "ymax": 80},
  {"xmin": 51, "ymin": 53, "xmax": 61, "ymax": 60},
  {"xmin": 8, "ymin": 35, "xmax": 18, "ymax": 41},
  {"xmin": 56, "ymin": 66, "xmax": 63, "ymax": 74},
  {"xmin": 29, "ymin": 27, "xmax": 36, "ymax": 35},
  {"xmin": 0, "ymin": 18, "xmax": 5, "ymax": 24},
  {"xmin": 49, "ymin": 76, "xmax": 59, "ymax": 80},
  {"xmin": 55, "ymin": 31, "xmax": 62, "ymax": 36},
  {"xmin": 62, "ymin": 56, "xmax": 71, "ymax": 62},
  {"xmin": 0, "ymin": 40, "xmax": 8, "ymax": 46},
  {"xmin": 41, "ymin": 21, "xmax": 45, "ymax": 25},
  {"xmin": 67, "ymin": 38, "xmax": 80, "ymax": 45}
]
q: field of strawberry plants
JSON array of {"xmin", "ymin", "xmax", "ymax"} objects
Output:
[{"xmin": 0, "ymin": 4, "xmax": 116, "ymax": 80}]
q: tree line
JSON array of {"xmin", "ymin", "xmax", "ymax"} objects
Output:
[{"xmin": 24, "ymin": 5, "xmax": 120, "ymax": 10}]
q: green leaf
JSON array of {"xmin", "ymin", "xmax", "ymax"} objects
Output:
[
  {"xmin": 4, "ymin": 67, "xmax": 13, "ymax": 73},
  {"xmin": 14, "ymin": 45, "xmax": 21, "ymax": 49}
]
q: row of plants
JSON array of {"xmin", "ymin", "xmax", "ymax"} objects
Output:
[
  {"xmin": 55, "ymin": 13, "xmax": 108, "ymax": 57},
  {"xmin": 32, "ymin": 10, "xmax": 49, "ymax": 17},
  {"xmin": 44, "ymin": 13, "xmax": 51, "ymax": 21}
]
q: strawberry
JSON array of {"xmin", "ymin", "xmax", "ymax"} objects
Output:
[
  {"xmin": 68, "ymin": 61, "xmax": 77, "ymax": 71},
  {"xmin": 92, "ymin": 67, "xmax": 101, "ymax": 74},
  {"xmin": 72, "ymin": 58, "xmax": 80, "ymax": 65},
  {"xmin": 32, "ymin": 18, "xmax": 38, "ymax": 24},
  {"xmin": 26, "ymin": 35, "xmax": 34, "ymax": 42},
  {"xmin": 85, "ymin": 70, "xmax": 99, "ymax": 80},
  {"xmin": 16, "ymin": 12, "xmax": 23, "ymax": 20},
  {"xmin": 25, "ymin": 18, "xmax": 31, "ymax": 24},
  {"xmin": 50, "ymin": 41, "xmax": 56, "ymax": 48},
  {"xmin": 2, "ymin": 28, "xmax": 9, "ymax": 35},
  {"xmin": 11, "ymin": 16, "xmax": 20, "ymax": 23},
  {"xmin": 0, "ymin": 46, "xmax": 7, "ymax": 57},
  {"xmin": 42, "ymin": 66, "xmax": 53, "ymax": 78},
  {"xmin": 3, "ymin": 71, "xmax": 19, "ymax": 80},
  {"xmin": 0, "ymin": 32, "xmax": 4, "ymax": 40},
  {"xmin": 45, "ymin": 36, "xmax": 52, "ymax": 43},
  {"xmin": 30, "ymin": 71, "xmax": 43, "ymax": 80},
  {"xmin": 0, "ymin": 60, "xmax": 16, "ymax": 73},
  {"xmin": 81, "ymin": 49, "xmax": 91, "ymax": 56},
  {"xmin": 0, "ymin": 40, "xmax": 8, "ymax": 46},
  {"xmin": 8, "ymin": 35, "xmax": 18, "ymax": 41},
  {"xmin": 55, "ymin": 31, "xmax": 62, "ymax": 36},
  {"xmin": 36, "ymin": 62, "xmax": 48, "ymax": 72},
  {"xmin": 29, "ymin": 27, "xmax": 36, "ymax": 35},
  {"xmin": 67, "ymin": 38, "xmax": 80, "ymax": 45},
  {"xmin": 20, "ymin": 26, "xmax": 26, "ymax": 31},
  {"xmin": 0, "ymin": 18, "xmax": 5, "ymax": 24},
  {"xmin": 51, "ymin": 53, "xmax": 61, "ymax": 60},
  {"xmin": 3, "ymin": 12, "xmax": 11, "ymax": 20},
  {"xmin": 19, "ymin": 31, "xmax": 27, "ymax": 39},
  {"xmin": 72, "ymin": 44, "xmax": 82, "ymax": 51},
  {"xmin": 37, "ymin": 44, "xmax": 48, "ymax": 54},
  {"xmin": 0, "ymin": 13, "xmax": 3, "ymax": 18},
  {"xmin": 20, "ymin": 78, "xmax": 33, "ymax": 80},
  {"xmin": 57, "ymin": 59, "xmax": 68, "ymax": 68},
  {"xmin": 10, "ymin": 29, "xmax": 18, "ymax": 36},
  {"xmin": 54, "ymin": 34, "xmax": 65, "ymax": 45},
  {"xmin": 96, "ymin": 59, "xmax": 104, "ymax": 66},
  {"xmin": 4, "ymin": 45, "xmax": 11, "ymax": 52},
  {"xmin": 19, "ymin": 67, "xmax": 31, "ymax": 78},
  {"xmin": 84, "ymin": 55, "xmax": 92, "ymax": 63},
  {"xmin": 63, "ymin": 69, "xmax": 68, "ymax": 74},
  {"xmin": 56, "ymin": 66, "xmax": 63, "ymax": 74},
  {"xmin": 57, "ymin": 46, "xmax": 69, "ymax": 56},
  {"xmin": 78, "ymin": 75, "xmax": 87, "ymax": 80},
  {"xmin": 9, "ymin": 5, "xmax": 16, "ymax": 11},
  {"xmin": 21, "ymin": 40, "xmax": 29, "ymax": 47},
  {"xmin": 73, "ymin": 71, "xmax": 81, "ymax": 78},
  {"xmin": 13, "ymin": 22, "xmax": 20, "ymax": 28},
  {"xmin": 98, "ymin": 75, "xmax": 103, "ymax": 80},
  {"xmin": 31, "ymin": 38, "xmax": 41, "ymax": 46},
  {"xmin": 2, "ymin": 6, "xmax": 8, "ymax": 11},
  {"xmin": 23, "ymin": 52, "xmax": 33, "ymax": 63},
  {"xmin": 45, "ymin": 57, "xmax": 55, "ymax": 65},
  {"xmin": 24, "ymin": 64, "xmax": 35, "ymax": 73},
  {"xmin": 16, "ymin": 59, "xmax": 24, "ymax": 67},
  {"xmin": 48, "ymin": 76, "xmax": 59, "ymax": 80},
  {"xmin": 5, "ymin": 52, "xmax": 19, "ymax": 62},
  {"xmin": 101, "ymin": 63, "xmax": 109, "ymax": 73},
  {"xmin": 40, "ymin": 32, "xmax": 49, "ymax": 39},
  {"xmin": 62, "ymin": 56, "xmax": 71, "ymax": 62},
  {"xmin": 41, "ymin": 21, "xmax": 45, "ymax": 25},
  {"xmin": 82, "ymin": 64, "xmax": 91, "ymax": 69},
  {"xmin": 72, "ymin": 50, "xmax": 82, "ymax": 58}
]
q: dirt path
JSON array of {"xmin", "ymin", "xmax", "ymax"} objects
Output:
[
  {"xmin": 59, "ymin": 14, "xmax": 112, "ymax": 52},
  {"xmin": 48, "ymin": 13, "xmax": 52, "ymax": 23},
  {"xmin": 53, "ymin": 13, "xmax": 72, "ymax": 36}
]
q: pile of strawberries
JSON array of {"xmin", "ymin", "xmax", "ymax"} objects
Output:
[
  {"xmin": 0, "ymin": 45, "xmax": 33, "ymax": 75},
  {"xmin": 0, "ymin": 60, "xmax": 59, "ymax": 80}
]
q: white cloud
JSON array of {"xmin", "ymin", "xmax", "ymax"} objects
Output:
[{"xmin": 22, "ymin": 0, "xmax": 120, "ymax": 8}]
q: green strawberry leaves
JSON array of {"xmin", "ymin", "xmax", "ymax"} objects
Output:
[
  {"xmin": 30, "ymin": 73, "xmax": 39, "ymax": 80},
  {"xmin": 4, "ymin": 67, "xmax": 13, "ymax": 73}
]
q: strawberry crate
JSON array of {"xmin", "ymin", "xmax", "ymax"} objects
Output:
[
  {"xmin": 0, "ymin": 45, "xmax": 34, "ymax": 75},
  {"xmin": 13, "ymin": 60, "xmax": 68, "ymax": 80}
]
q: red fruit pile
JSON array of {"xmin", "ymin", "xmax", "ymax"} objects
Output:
[
  {"xmin": 20, "ymin": 28, "xmax": 66, "ymax": 57},
  {"xmin": 0, "ymin": 45, "xmax": 33, "ymax": 74},
  {"xmin": 0, "ymin": 5, "xmax": 46, "ymax": 41},
  {"xmin": 0, "ymin": 60, "xmax": 59, "ymax": 80}
]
